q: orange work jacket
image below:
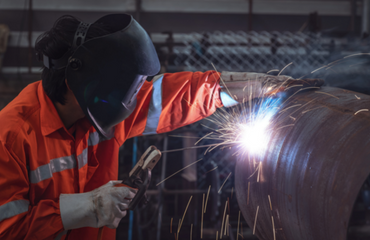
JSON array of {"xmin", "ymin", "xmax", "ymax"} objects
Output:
[{"xmin": 0, "ymin": 71, "xmax": 223, "ymax": 240}]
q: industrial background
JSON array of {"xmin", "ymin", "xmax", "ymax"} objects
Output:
[{"xmin": 1, "ymin": 0, "xmax": 370, "ymax": 240}]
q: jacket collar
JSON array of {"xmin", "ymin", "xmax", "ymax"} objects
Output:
[{"xmin": 38, "ymin": 82, "xmax": 66, "ymax": 136}]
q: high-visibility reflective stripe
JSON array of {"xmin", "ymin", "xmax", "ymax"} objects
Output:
[
  {"xmin": 88, "ymin": 131, "xmax": 100, "ymax": 146},
  {"xmin": 77, "ymin": 148, "xmax": 88, "ymax": 169},
  {"xmin": 29, "ymin": 155, "xmax": 77, "ymax": 184},
  {"xmin": 0, "ymin": 199, "xmax": 29, "ymax": 222},
  {"xmin": 88, "ymin": 130, "xmax": 113, "ymax": 146},
  {"xmin": 143, "ymin": 75, "xmax": 163, "ymax": 135},
  {"xmin": 54, "ymin": 230, "xmax": 67, "ymax": 240},
  {"xmin": 30, "ymin": 131, "xmax": 112, "ymax": 183}
]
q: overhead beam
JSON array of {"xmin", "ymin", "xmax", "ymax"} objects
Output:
[
  {"xmin": 0, "ymin": 0, "xmax": 136, "ymax": 11},
  {"xmin": 0, "ymin": 0, "xmax": 362, "ymax": 16},
  {"xmin": 142, "ymin": 1, "xmax": 360, "ymax": 16}
]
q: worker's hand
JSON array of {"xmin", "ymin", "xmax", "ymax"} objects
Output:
[
  {"xmin": 220, "ymin": 71, "xmax": 324, "ymax": 105},
  {"xmin": 60, "ymin": 180, "xmax": 137, "ymax": 230}
]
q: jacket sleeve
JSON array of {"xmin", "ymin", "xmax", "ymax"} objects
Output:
[
  {"xmin": 120, "ymin": 71, "xmax": 224, "ymax": 140},
  {"xmin": 0, "ymin": 142, "xmax": 65, "ymax": 240}
]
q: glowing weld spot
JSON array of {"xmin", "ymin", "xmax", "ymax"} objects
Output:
[
  {"xmin": 239, "ymin": 119, "xmax": 271, "ymax": 154},
  {"xmin": 236, "ymin": 98, "xmax": 278, "ymax": 156}
]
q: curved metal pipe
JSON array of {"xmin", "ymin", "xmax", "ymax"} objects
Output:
[{"xmin": 235, "ymin": 87, "xmax": 370, "ymax": 240}]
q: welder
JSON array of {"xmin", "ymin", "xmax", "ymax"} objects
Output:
[{"xmin": 0, "ymin": 13, "xmax": 320, "ymax": 239}]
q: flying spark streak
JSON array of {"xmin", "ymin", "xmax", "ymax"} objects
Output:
[
  {"xmin": 267, "ymin": 69, "xmax": 280, "ymax": 74},
  {"xmin": 355, "ymin": 95, "xmax": 361, "ymax": 100},
  {"xmin": 278, "ymin": 62, "xmax": 293, "ymax": 76},
  {"xmin": 278, "ymin": 104, "xmax": 302, "ymax": 113},
  {"xmin": 268, "ymin": 195, "xmax": 272, "ymax": 210},
  {"xmin": 344, "ymin": 52, "xmax": 370, "ymax": 58},
  {"xmin": 243, "ymin": 84, "xmax": 249, "ymax": 92},
  {"xmin": 156, "ymin": 159, "xmax": 203, "ymax": 186},
  {"xmin": 218, "ymin": 172, "xmax": 232, "ymax": 193},
  {"xmin": 204, "ymin": 185, "xmax": 211, "ymax": 213},
  {"xmin": 354, "ymin": 109, "xmax": 369, "ymax": 115},
  {"xmin": 205, "ymin": 166, "xmax": 218, "ymax": 174},
  {"xmin": 299, "ymin": 53, "xmax": 370, "ymax": 79},
  {"xmin": 253, "ymin": 206, "xmax": 259, "ymax": 235},
  {"xmin": 272, "ymin": 216, "xmax": 276, "ymax": 240},
  {"xmin": 178, "ymin": 196, "xmax": 192, "ymax": 235},
  {"xmin": 205, "ymin": 141, "xmax": 227, "ymax": 154},
  {"xmin": 220, "ymin": 200, "xmax": 228, "ymax": 239},
  {"xmin": 278, "ymin": 98, "xmax": 318, "ymax": 123},
  {"xmin": 257, "ymin": 162, "xmax": 261, "ymax": 182},
  {"xmin": 247, "ymin": 164, "xmax": 261, "ymax": 180},
  {"xmin": 315, "ymin": 91, "xmax": 339, "ymax": 99},
  {"xmin": 302, "ymin": 106, "xmax": 324, "ymax": 114},
  {"xmin": 177, "ymin": 219, "xmax": 181, "ymax": 237},
  {"xmin": 195, "ymin": 132, "xmax": 214, "ymax": 146},
  {"xmin": 281, "ymin": 87, "xmax": 320, "ymax": 107},
  {"xmin": 310, "ymin": 65, "xmax": 326, "ymax": 74},
  {"xmin": 224, "ymin": 214, "xmax": 229, "ymax": 236},
  {"xmin": 274, "ymin": 124, "xmax": 295, "ymax": 131},
  {"xmin": 293, "ymin": 98, "xmax": 317, "ymax": 111},
  {"xmin": 284, "ymin": 84, "xmax": 303, "ymax": 91}
]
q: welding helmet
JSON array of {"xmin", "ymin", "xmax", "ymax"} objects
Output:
[{"xmin": 41, "ymin": 14, "xmax": 160, "ymax": 138}]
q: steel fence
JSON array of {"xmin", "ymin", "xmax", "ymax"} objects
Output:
[{"xmin": 169, "ymin": 31, "xmax": 369, "ymax": 77}]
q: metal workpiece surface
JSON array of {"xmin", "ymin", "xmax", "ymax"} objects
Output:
[{"xmin": 235, "ymin": 87, "xmax": 370, "ymax": 240}]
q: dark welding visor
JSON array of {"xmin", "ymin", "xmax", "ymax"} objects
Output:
[{"xmin": 65, "ymin": 14, "xmax": 160, "ymax": 138}]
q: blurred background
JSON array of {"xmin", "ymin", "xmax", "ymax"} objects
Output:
[{"xmin": 0, "ymin": 0, "xmax": 370, "ymax": 239}]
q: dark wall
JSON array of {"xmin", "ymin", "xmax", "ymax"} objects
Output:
[
  {"xmin": 0, "ymin": 9, "xmax": 359, "ymax": 32},
  {"xmin": 0, "ymin": 9, "xmax": 361, "ymax": 69}
]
